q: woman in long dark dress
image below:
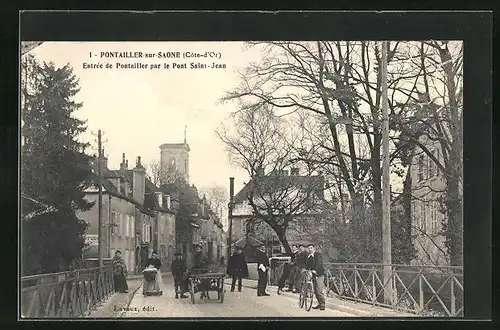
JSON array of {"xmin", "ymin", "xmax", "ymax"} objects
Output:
[{"xmin": 112, "ymin": 250, "xmax": 128, "ymax": 293}]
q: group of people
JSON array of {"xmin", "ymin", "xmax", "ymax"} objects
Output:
[
  {"xmin": 277, "ymin": 243, "xmax": 326, "ymax": 310},
  {"xmin": 110, "ymin": 241, "xmax": 325, "ymax": 310}
]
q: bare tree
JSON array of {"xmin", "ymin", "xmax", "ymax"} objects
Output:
[
  {"xmin": 199, "ymin": 185, "xmax": 228, "ymax": 220},
  {"xmin": 216, "ymin": 103, "xmax": 325, "ymax": 253},
  {"xmin": 147, "ymin": 158, "xmax": 187, "ymax": 188},
  {"xmin": 392, "ymin": 41, "xmax": 463, "ymax": 266}
]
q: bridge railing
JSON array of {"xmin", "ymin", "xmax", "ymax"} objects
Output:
[
  {"xmin": 21, "ymin": 266, "xmax": 114, "ymax": 318},
  {"xmin": 324, "ymin": 263, "xmax": 463, "ymax": 317}
]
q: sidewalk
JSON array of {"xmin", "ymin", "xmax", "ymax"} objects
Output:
[
  {"xmin": 235, "ymin": 279, "xmax": 417, "ymax": 317},
  {"xmin": 85, "ymin": 273, "xmax": 171, "ymax": 318}
]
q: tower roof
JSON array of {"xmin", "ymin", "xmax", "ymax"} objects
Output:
[{"xmin": 159, "ymin": 142, "xmax": 190, "ymax": 152}]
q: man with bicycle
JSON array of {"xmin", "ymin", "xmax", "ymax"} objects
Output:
[
  {"xmin": 305, "ymin": 243, "xmax": 326, "ymax": 310},
  {"xmin": 293, "ymin": 244, "xmax": 308, "ymax": 293}
]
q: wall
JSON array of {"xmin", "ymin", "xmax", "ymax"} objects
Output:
[
  {"xmin": 78, "ymin": 192, "xmax": 136, "ymax": 272},
  {"xmin": 157, "ymin": 211, "xmax": 176, "ymax": 272},
  {"xmin": 108, "ymin": 196, "xmax": 136, "ymax": 273}
]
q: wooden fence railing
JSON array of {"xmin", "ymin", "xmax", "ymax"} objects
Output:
[
  {"xmin": 21, "ymin": 266, "xmax": 114, "ymax": 318},
  {"xmin": 269, "ymin": 260, "xmax": 463, "ymax": 317}
]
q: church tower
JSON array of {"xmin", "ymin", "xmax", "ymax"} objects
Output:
[{"xmin": 159, "ymin": 126, "xmax": 190, "ymax": 183}]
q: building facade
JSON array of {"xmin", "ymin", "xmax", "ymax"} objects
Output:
[
  {"xmin": 410, "ymin": 134, "xmax": 449, "ymax": 266},
  {"xmin": 80, "ymin": 153, "xmax": 176, "ymax": 274},
  {"xmin": 232, "ymin": 169, "xmax": 325, "ymax": 257}
]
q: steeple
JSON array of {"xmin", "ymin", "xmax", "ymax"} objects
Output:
[{"xmin": 184, "ymin": 125, "xmax": 187, "ymax": 144}]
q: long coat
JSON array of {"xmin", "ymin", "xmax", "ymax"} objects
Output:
[
  {"xmin": 256, "ymin": 250, "xmax": 270, "ymax": 269},
  {"xmin": 227, "ymin": 253, "xmax": 249, "ymax": 278},
  {"xmin": 171, "ymin": 258, "xmax": 186, "ymax": 279}
]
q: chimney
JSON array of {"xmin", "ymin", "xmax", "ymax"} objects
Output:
[
  {"xmin": 166, "ymin": 195, "xmax": 171, "ymax": 209},
  {"xmin": 125, "ymin": 160, "xmax": 129, "ymax": 169},
  {"xmin": 156, "ymin": 192, "xmax": 163, "ymax": 208},
  {"xmin": 133, "ymin": 156, "xmax": 146, "ymax": 205},
  {"xmin": 120, "ymin": 153, "xmax": 126, "ymax": 170},
  {"xmin": 291, "ymin": 168, "xmax": 299, "ymax": 176}
]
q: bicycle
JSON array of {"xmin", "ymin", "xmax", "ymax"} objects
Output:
[{"xmin": 298, "ymin": 270, "xmax": 315, "ymax": 311}]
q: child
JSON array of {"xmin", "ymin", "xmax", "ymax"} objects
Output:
[{"xmin": 171, "ymin": 252, "xmax": 188, "ymax": 299}]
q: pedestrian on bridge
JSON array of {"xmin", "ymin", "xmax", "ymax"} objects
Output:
[
  {"xmin": 306, "ymin": 243, "xmax": 326, "ymax": 310},
  {"xmin": 227, "ymin": 246, "xmax": 249, "ymax": 292},
  {"xmin": 256, "ymin": 243, "xmax": 270, "ymax": 297},
  {"xmin": 293, "ymin": 244, "xmax": 308, "ymax": 293},
  {"xmin": 171, "ymin": 252, "xmax": 188, "ymax": 299},
  {"xmin": 112, "ymin": 250, "xmax": 128, "ymax": 293},
  {"xmin": 277, "ymin": 244, "xmax": 299, "ymax": 295}
]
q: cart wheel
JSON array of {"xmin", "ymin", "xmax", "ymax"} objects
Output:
[{"xmin": 189, "ymin": 279, "xmax": 195, "ymax": 304}]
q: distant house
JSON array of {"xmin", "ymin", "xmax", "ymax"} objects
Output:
[{"xmin": 232, "ymin": 168, "xmax": 325, "ymax": 257}]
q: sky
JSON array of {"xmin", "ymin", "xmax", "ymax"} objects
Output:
[{"xmin": 28, "ymin": 42, "xmax": 261, "ymax": 209}]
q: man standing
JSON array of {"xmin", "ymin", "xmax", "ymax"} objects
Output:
[
  {"xmin": 293, "ymin": 244, "xmax": 308, "ymax": 293},
  {"xmin": 306, "ymin": 243, "xmax": 326, "ymax": 310},
  {"xmin": 171, "ymin": 252, "xmax": 188, "ymax": 299},
  {"xmin": 255, "ymin": 243, "xmax": 270, "ymax": 296},
  {"xmin": 277, "ymin": 244, "xmax": 298, "ymax": 294},
  {"xmin": 189, "ymin": 244, "xmax": 210, "ymax": 299},
  {"xmin": 227, "ymin": 246, "xmax": 249, "ymax": 292}
]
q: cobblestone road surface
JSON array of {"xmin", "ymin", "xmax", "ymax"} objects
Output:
[{"xmin": 121, "ymin": 275, "xmax": 356, "ymax": 318}]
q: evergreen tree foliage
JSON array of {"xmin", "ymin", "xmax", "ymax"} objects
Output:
[{"xmin": 21, "ymin": 55, "xmax": 94, "ymax": 275}]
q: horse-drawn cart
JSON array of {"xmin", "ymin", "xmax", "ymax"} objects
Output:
[{"xmin": 188, "ymin": 272, "xmax": 226, "ymax": 304}]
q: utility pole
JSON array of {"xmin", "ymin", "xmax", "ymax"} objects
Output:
[
  {"xmin": 381, "ymin": 41, "xmax": 393, "ymax": 304},
  {"xmin": 227, "ymin": 177, "xmax": 234, "ymax": 261},
  {"xmin": 98, "ymin": 130, "xmax": 104, "ymax": 269}
]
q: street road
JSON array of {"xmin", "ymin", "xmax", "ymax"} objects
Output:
[{"xmin": 120, "ymin": 275, "xmax": 357, "ymax": 318}]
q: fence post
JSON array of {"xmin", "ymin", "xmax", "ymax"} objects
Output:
[
  {"xmin": 392, "ymin": 265, "xmax": 397, "ymax": 307},
  {"xmin": 372, "ymin": 266, "xmax": 376, "ymax": 304},
  {"xmin": 418, "ymin": 271, "xmax": 424, "ymax": 314},
  {"xmin": 450, "ymin": 272, "xmax": 456, "ymax": 316},
  {"xmin": 354, "ymin": 265, "xmax": 358, "ymax": 298}
]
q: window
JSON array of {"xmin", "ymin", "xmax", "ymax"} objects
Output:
[
  {"xmin": 418, "ymin": 155, "xmax": 425, "ymax": 181},
  {"xmin": 435, "ymin": 149, "xmax": 441, "ymax": 176},
  {"xmin": 125, "ymin": 215, "xmax": 130, "ymax": 238},
  {"xmin": 149, "ymin": 225, "xmax": 153, "ymax": 243},
  {"xmin": 420, "ymin": 202, "xmax": 427, "ymax": 232},
  {"xmin": 130, "ymin": 216, "xmax": 135, "ymax": 238},
  {"xmin": 116, "ymin": 213, "xmax": 122, "ymax": 236},
  {"xmin": 430, "ymin": 201, "xmax": 438, "ymax": 234},
  {"xmin": 110, "ymin": 212, "xmax": 117, "ymax": 234},
  {"xmin": 142, "ymin": 224, "xmax": 147, "ymax": 242},
  {"xmin": 428, "ymin": 153, "xmax": 434, "ymax": 178},
  {"xmin": 241, "ymin": 220, "xmax": 246, "ymax": 235}
]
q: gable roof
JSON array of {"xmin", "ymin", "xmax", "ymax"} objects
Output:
[{"xmin": 233, "ymin": 174, "xmax": 325, "ymax": 205}]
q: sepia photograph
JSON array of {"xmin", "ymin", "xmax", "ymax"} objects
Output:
[{"xmin": 20, "ymin": 39, "xmax": 464, "ymax": 319}]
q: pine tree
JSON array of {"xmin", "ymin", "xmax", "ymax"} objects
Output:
[{"xmin": 21, "ymin": 55, "xmax": 94, "ymax": 275}]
